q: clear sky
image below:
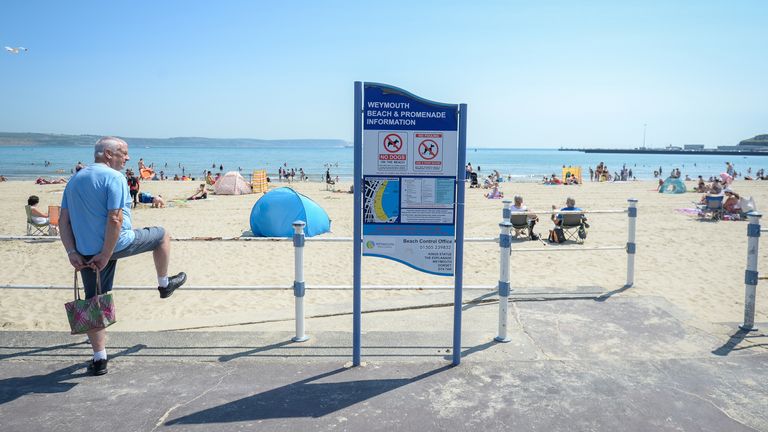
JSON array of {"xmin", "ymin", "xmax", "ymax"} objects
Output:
[{"xmin": 1, "ymin": 1, "xmax": 766, "ymax": 148}]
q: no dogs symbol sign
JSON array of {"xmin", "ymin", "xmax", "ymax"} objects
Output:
[
  {"xmin": 378, "ymin": 132, "xmax": 407, "ymax": 171},
  {"xmin": 414, "ymin": 133, "xmax": 443, "ymax": 172}
]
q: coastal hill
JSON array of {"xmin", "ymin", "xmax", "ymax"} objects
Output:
[
  {"xmin": 739, "ymin": 134, "xmax": 768, "ymax": 147},
  {"xmin": 0, "ymin": 132, "xmax": 349, "ymax": 148}
]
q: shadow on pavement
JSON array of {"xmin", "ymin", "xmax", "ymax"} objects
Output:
[
  {"xmin": 0, "ymin": 344, "xmax": 146, "ymax": 405},
  {"xmin": 712, "ymin": 328, "xmax": 768, "ymax": 356},
  {"xmin": 167, "ymin": 365, "xmax": 451, "ymax": 425}
]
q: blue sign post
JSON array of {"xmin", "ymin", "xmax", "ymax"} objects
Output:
[{"xmin": 353, "ymin": 82, "xmax": 467, "ymax": 366}]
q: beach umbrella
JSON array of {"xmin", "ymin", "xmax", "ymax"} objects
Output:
[{"xmin": 249, "ymin": 187, "xmax": 330, "ymax": 237}]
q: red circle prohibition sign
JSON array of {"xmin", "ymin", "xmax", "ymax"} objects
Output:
[
  {"xmin": 383, "ymin": 134, "xmax": 403, "ymax": 153},
  {"xmin": 418, "ymin": 140, "xmax": 439, "ymax": 160}
]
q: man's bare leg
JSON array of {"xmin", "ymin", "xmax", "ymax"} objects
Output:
[{"xmin": 153, "ymin": 230, "xmax": 170, "ymax": 277}]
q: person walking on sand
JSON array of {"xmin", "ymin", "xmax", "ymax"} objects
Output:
[{"xmin": 58, "ymin": 136, "xmax": 187, "ymax": 377}]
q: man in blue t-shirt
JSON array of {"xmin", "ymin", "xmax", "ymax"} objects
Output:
[
  {"xmin": 59, "ymin": 136, "xmax": 187, "ymax": 376},
  {"xmin": 551, "ymin": 197, "xmax": 586, "ymax": 226}
]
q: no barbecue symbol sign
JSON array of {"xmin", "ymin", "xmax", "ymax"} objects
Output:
[{"xmin": 414, "ymin": 133, "xmax": 443, "ymax": 171}]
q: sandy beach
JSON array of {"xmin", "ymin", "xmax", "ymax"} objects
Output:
[{"xmin": 1, "ymin": 178, "xmax": 767, "ymax": 336}]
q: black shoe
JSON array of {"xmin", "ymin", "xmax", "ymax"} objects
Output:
[
  {"xmin": 88, "ymin": 358, "xmax": 108, "ymax": 376},
  {"xmin": 159, "ymin": 272, "xmax": 187, "ymax": 298}
]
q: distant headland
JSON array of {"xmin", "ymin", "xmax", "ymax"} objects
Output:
[
  {"xmin": 560, "ymin": 134, "xmax": 768, "ymax": 156},
  {"xmin": 0, "ymin": 132, "xmax": 349, "ymax": 148}
]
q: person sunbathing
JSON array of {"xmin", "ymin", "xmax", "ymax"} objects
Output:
[
  {"xmin": 35, "ymin": 177, "xmax": 67, "ymax": 185},
  {"xmin": 187, "ymin": 184, "xmax": 208, "ymax": 200}
]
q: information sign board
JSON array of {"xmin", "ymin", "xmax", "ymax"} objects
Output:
[{"xmin": 361, "ymin": 83, "xmax": 459, "ymax": 275}]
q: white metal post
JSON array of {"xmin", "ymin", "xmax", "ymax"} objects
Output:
[
  {"xmin": 495, "ymin": 222, "xmax": 512, "ymax": 342},
  {"xmin": 741, "ymin": 213, "xmax": 761, "ymax": 331},
  {"xmin": 292, "ymin": 221, "xmax": 309, "ymax": 342},
  {"xmin": 502, "ymin": 200, "xmax": 512, "ymax": 224},
  {"xmin": 626, "ymin": 199, "xmax": 638, "ymax": 288}
]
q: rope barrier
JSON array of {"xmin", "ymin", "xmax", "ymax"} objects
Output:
[
  {"xmin": 4, "ymin": 199, "xmax": 639, "ymax": 345},
  {"xmin": 0, "ymin": 284, "xmax": 498, "ymax": 291}
]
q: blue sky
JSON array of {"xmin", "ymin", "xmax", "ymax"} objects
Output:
[{"xmin": 1, "ymin": 1, "xmax": 765, "ymax": 148}]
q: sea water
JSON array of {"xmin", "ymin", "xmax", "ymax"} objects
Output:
[{"xmin": 1, "ymin": 143, "xmax": 767, "ymax": 182}]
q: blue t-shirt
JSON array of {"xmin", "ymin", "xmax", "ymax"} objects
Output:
[
  {"xmin": 557, "ymin": 206, "xmax": 583, "ymax": 220},
  {"xmin": 61, "ymin": 164, "xmax": 135, "ymax": 255}
]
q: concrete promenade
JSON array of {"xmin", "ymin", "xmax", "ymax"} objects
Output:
[{"xmin": 1, "ymin": 295, "xmax": 767, "ymax": 431}]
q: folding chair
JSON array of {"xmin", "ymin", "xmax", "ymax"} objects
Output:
[
  {"xmin": 559, "ymin": 212, "xmax": 587, "ymax": 243},
  {"xmin": 510, "ymin": 213, "xmax": 532, "ymax": 238},
  {"xmin": 48, "ymin": 205, "xmax": 60, "ymax": 236},
  {"xmin": 25, "ymin": 205, "xmax": 50, "ymax": 236},
  {"xmin": 697, "ymin": 195, "xmax": 724, "ymax": 221}
]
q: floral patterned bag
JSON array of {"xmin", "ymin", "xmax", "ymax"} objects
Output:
[{"xmin": 64, "ymin": 269, "xmax": 116, "ymax": 335}]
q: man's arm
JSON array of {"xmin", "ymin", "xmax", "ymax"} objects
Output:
[
  {"xmin": 59, "ymin": 209, "xmax": 86, "ymax": 270},
  {"xmin": 88, "ymin": 209, "xmax": 122, "ymax": 271}
]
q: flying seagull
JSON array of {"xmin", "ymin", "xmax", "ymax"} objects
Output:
[{"xmin": 5, "ymin": 47, "xmax": 28, "ymax": 54}]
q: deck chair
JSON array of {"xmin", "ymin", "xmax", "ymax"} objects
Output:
[
  {"xmin": 698, "ymin": 195, "xmax": 724, "ymax": 221},
  {"xmin": 510, "ymin": 213, "xmax": 532, "ymax": 238},
  {"xmin": 558, "ymin": 212, "xmax": 587, "ymax": 243},
  {"xmin": 25, "ymin": 205, "xmax": 50, "ymax": 236},
  {"xmin": 47, "ymin": 205, "xmax": 60, "ymax": 236}
]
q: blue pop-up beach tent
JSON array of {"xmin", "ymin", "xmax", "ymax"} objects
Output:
[
  {"xmin": 659, "ymin": 177, "xmax": 687, "ymax": 194},
  {"xmin": 249, "ymin": 187, "xmax": 331, "ymax": 237}
]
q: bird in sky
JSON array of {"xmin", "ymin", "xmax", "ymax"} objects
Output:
[{"xmin": 5, "ymin": 46, "xmax": 28, "ymax": 54}]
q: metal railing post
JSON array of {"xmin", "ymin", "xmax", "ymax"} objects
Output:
[
  {"xmin": 495, "ymin": 222, "xmax": 512, "ymax": 342},
  {"xmin": 741, "ymin": 212, "xmax": 761, "ymax": 331},
  {"xmin": 502, "ymin": 199, "xmax": 512, "ymax": 223},
  {"xmin": 292, "ymin": 221, "xmax": 309, "ymax": 342},
  {"xmin": 626, "ymin": 199, "xmax": 638, "ymax": 288}
]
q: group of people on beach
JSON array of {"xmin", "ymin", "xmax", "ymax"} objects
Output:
[{"xmin": 508, "ymin": 195, "xmax": 587, "ymax": 242}]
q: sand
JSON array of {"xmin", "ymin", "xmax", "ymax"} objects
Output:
[{"xmin": 1, "ymin": 178, "xmax": 766, "ymax": 335}]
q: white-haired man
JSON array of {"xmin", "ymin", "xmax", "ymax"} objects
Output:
[{"xmin": 59, "ymin": 136, "xmax": 186, "ymax": 376}]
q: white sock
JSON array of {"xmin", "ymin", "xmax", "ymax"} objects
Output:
[
  {"xmin": 158, "ymin": 276, "xmax": 169, "ymax": 288},
  {"xmin": 93, "ymin": 350, "xmax": 107, "ymax": 361}
]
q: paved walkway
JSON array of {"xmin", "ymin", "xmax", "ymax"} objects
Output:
[{"xmin": 1, "ymin": 296, "xmax": 767, "ymax": 431}]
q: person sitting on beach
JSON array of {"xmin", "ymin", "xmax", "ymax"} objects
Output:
[
  {"xmin": 187, "ymin": 184, "xmax": 208, "ymax": 200},
  {"xmin": 35, "ymin": 177, "xmax": 67, "ymax": 185},
  {"xmin": 27, "ymin": 195, "xmax": 49, "ymax": 224},
  {"xmin": 75, "ymin": 162, "xmax": 85, "ymax": 173},
  {"xmin": 206, "ymin": 171, "xmax": 215, "ymax": 185},
  {"xmin": 723, "ymin": 188, "xmax": 741, "ymax": 214},
  {"xmin": 484, "ymin": 183, "xmax": 503, "ymax": 199},
  {"xmin": 695, "ymin": 176, "xmax": 709, "ymax": 193},
  {"xmin": 173, "ymin": 174, "xmax": 180, "ymax": 181},
  {"xmin": 551, "ymin": 197, "xmax": 585, "ymax": 226},
  {"xmin": 699, "ymin": 178, "xmax": 724, "ymax": 204},
  {"xmin": 510, "ymin": 195, "xmax": 539, "ymax": 240},
  {"xmin": 549, "ymin": 174, "xmax": 562, "ymax": 185},
  {"xmin": 0, "ymin": 175, "xmax": 7, "ymax": 182}
]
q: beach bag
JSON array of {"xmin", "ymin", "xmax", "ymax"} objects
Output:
[
  {"xmin": 64, "ymin": 269, "xmax": 116, "ymax": 335},
  {"xmin": 578, "ymin": 224, "xmax": 588, "ymax": 239},
  {"xmin": 548, "ymin": 227, "xmax": 565, "ymax": 243}
]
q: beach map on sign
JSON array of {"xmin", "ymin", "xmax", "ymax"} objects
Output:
[{"xmin": 363, "ymin": 178, "xmax": 400, "ymax": 223}]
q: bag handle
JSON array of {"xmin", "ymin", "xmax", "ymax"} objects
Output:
[{"xmin": 73, "ymin": 266, "xmax": 102, "ymax": 301}]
